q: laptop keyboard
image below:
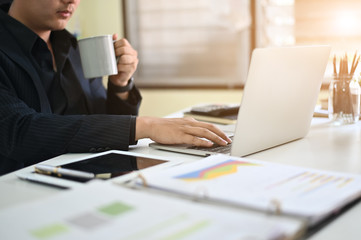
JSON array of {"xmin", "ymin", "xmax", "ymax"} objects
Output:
[{"xmin": 187, "ymin": 137, "xmax": 233, "ymax": 154}]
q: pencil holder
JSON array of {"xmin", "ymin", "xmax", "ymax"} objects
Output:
[{"xmin": 328, "ymin": 74, "xmax": 360, "ymax": 125}]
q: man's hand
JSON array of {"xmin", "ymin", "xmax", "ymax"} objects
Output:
[
  {"xmin": 109, "ymin": 34, "xmax": 138, "ymax": 88},
  {"xmin": 136, "ymin": 117, "xmax": 232, "ymax": 147}
]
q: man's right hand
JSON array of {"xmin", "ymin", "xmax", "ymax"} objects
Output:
[{"xmin": 135, "ymin": 116, "xmax": 232, "ymax": 147}]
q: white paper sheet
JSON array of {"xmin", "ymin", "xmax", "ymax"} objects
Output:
[
  {"xmin": 141, "ymin": 154, "xmax": 361, "ymax": 225},
  {"xmin": 0, "ymin": 181, "xmax": 303, "ymax": 240}
]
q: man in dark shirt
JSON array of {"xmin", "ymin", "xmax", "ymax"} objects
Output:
[{"xmin": 0, "ymin": 0, "xmax": 231, "ymax": 175}]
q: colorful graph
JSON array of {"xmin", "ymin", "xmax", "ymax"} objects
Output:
[{"xmin": 175, "ymin": 159, "xmax": 259, "ymax": 181}]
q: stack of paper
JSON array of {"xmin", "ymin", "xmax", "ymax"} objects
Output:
[{"xmin": 0, "ymin": 181, "xmax": 304, "ymax": 240}]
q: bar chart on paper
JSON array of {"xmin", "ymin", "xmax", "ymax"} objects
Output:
[
  {"xmin": 264, "ymin": 171, "xmax": 355, "ymax": 197},
  {"xmin": 142, "ymin": 155, "xmax": 361, "ymax": 225},
  {"xmin": 175, "ymin": 159, "xmax": 259, "ymax": 181},
  {"xmin": 173, "ymin": 159, "xmax": 354, "ymax": 199}
]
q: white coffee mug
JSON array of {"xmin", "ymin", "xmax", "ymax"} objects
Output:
[{"xmin": 78, "ymin": 35, "xmax": 118, "ymax": 79}]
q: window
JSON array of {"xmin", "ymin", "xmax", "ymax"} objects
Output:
[
  {"xmin": 295, "ymin": 0, "xmax": 361, "ymax": 80},
  {"xmin": 255, "ymin": 0, "xmax": 295, "ymax": 47},
  {"xmin": 124, "ymin": 0, "xmax": 361, "ymax": 87},
  {"xmin": 124, "ymin": 0, "xmax": 252, "ymax": 87},
  {"xmin": 295, "ymin": 0, "xmax": 361, "ymax": 53}
]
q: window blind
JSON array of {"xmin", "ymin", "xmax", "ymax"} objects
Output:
[{"xmin": 124, "ymin": 0, "xmax": 252, "ymax": 87}]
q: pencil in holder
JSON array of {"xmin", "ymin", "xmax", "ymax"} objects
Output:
[{"xmin": 328, "ymin": 53, "xmax": 360, "ymax": 125}]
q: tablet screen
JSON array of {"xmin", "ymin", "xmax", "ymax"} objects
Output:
[{"xmin": 57, "ymin": 153, "xmax": 167, "ymax": 182}]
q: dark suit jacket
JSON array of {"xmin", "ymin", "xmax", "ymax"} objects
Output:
[{"xmin": 0, "ymin": 6, "xmax": 141, "ymax": 175}]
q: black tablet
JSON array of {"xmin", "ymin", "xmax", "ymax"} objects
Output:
[{"xmin": 37, "ymin": 152, "xmax": 168, "ymax": 183}]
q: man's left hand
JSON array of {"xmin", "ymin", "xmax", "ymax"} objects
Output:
[{"xmin": 109, "ymin": 34, "xmax": 138, "ymax": 87}]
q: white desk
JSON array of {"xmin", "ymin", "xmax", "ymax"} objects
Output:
[{"xmin": 1, "ymin": 117, "xmax": 361, "ymax": 240}]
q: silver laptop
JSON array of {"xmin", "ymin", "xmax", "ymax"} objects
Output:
[{"xmin": 150, "ymin": 45, "xmax": 331, "ymax": 157}]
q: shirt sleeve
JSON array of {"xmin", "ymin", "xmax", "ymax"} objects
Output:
[
  {"xmin": 107, "ymin": 81, "xmax": 142, "ymax": 116},
  {"xmin": 129, "ymin": 116, "xmax": 137, "ymax": 145}
]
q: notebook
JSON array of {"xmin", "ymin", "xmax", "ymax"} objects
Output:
[
  {"xmin": 150, "ymin": 45, "xmax": 331, "ymax": 157},
  {"xmin": 138, "ymin": 154, "xmax": 361, "ymax": 226}
]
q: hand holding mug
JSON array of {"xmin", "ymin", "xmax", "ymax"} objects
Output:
[
  {"xmin": 78, "ymin": 34, "xmax": 138, "ymax": 87},
  {"xmin": 109, "ymin": 34, "xmax": 139, "ymax": 87}
]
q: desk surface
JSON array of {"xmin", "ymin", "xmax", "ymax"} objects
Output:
[{"xmin": 1, "ymin": 117, "xmax": 361, "ymax": 240}]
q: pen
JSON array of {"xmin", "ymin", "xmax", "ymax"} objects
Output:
[{"xmin": 34, "ymin": 164, "xmax": 95, "ymax": 180}]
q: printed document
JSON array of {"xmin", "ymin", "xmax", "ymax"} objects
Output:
[{"xmin": 140, "ymin": 154, "xmax": 361, "ymax": 226}]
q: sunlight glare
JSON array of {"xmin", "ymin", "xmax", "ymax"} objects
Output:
[{"xmin": 334, "ymin": 11, "xmax": 359, "ymax": 35}]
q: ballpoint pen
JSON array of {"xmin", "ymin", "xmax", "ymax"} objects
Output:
[{"xmin": 34, "ymin": 164, "xmax": 95, "ymax": 180}]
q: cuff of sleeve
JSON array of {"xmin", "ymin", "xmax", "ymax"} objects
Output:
[
  {"xmin": 108, "ymin": 77, "xmax": 134, "ymax": 93},
  {"xmin": 129, "ymin": 116, "xmax": 137, "ymax": 145}
]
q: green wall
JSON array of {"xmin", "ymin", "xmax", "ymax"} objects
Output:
[{"xmin": 67, "ymin": 0, "xmax": 124, "ymax": 39}]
